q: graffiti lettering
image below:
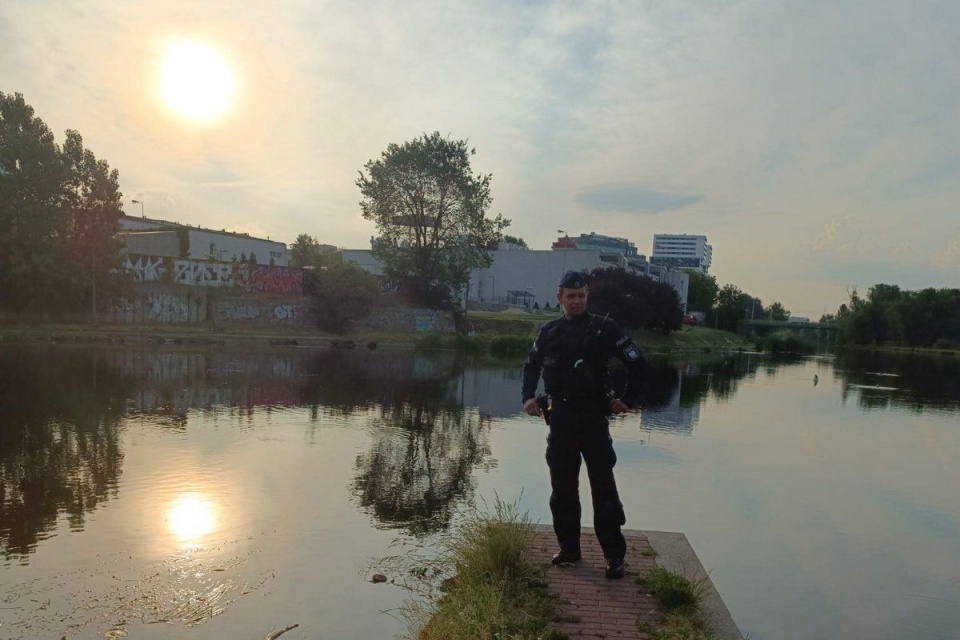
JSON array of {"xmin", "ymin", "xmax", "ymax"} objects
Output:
[{"xmin": 273, "ymin": 304, "xmax": 296, "ymax": 320}]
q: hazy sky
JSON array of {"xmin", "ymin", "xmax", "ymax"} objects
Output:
[{"xmin": 3, "ymin": 0, "xmax": 958, "ymax": 318}]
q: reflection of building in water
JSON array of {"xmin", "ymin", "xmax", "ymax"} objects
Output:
[
  {"xmin": 456, "ymin": 369, "xmax": 527, "ymax": 418},
  {"xmin": 639, "ymin": 373, "xmax": 699, "ymax": 435}
]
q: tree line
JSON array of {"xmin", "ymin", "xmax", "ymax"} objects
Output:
[
  {"xmin": 825, "ymin": 284, "xmax": 960, "ymax": 348},
  {"xmin": 683, "ymin": 270, "xmax": 790, "ymax": 331}
]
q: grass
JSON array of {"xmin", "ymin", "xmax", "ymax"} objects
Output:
[
  {"xmin": 637, "ymin": 567, "xmax": 715, "ymax": 640},
  {"xmin": 377, "ymin": 496, "xmax": 566, "ymax": 640}
]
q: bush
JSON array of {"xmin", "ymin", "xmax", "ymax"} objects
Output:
[
  {"xmin": 758, "ymin": 330, "xmax": 817, "ymax": 354},
  {"xmin": 306, "ymin": 263, "xmax": 381, "ymax": 333}
]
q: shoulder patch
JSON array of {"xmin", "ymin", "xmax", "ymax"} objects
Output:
[{"xmin": 623, "ymin": 344, "xmax": 641, "ymax": 361}]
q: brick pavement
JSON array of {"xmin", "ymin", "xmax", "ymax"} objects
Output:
[{"xmin": 529, "ymin": 526, "xmax": 661, "ymax": 639}]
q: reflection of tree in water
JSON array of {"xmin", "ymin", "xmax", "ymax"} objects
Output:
[
  {"xmin": 348, "ymin": 358, "xmax": 493, "ymax": 536},
  {"xmin": 0, "ymin": 347, "xmax": 129, "ymax": 560},
  {"xmin": 676, "ymin": 354, "xmax": 767, "ymax": 407},
  {"xmin": 836, "ymin": 350, "xmax": 960, "ymax": 412}
]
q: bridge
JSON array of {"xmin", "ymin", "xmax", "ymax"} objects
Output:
[{"xmin": 743, "ymin": 319, "xmax": 839, "ymax": 339}]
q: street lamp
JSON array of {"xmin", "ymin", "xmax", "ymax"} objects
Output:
[
  {"xmin": 131, "ymin": 199, "xmax": 144, "ymax": 218},
  {"xmin": 488, "ymin": 275, "xmax": 495, "ymax": 302}
]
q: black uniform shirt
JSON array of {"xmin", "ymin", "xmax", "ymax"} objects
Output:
[{"xmin": 521, "ymin": 313, "xmax": 645, "ymax": 413}]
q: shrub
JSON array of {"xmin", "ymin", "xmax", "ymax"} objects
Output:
[{"xmin": 758, "ymin": 330, "xmax": 817, "ymax": 354}]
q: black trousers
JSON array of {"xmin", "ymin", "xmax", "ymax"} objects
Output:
[{"xmin": 545, "ymin": 409, "xmax": 627, "ymax": 560}]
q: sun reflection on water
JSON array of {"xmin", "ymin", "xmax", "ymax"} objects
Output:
[{"xmin": 167, "ymin": 493, "xmax": 218, "ymax": 542}]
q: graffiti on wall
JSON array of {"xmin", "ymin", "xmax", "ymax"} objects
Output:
[
  {"xmin": 174, "ymin": 260, "xmax": 235, "ymax": 288},
  {"xmin": 216, "ymin": 301, "xmax": 299, "ymax": 322},
  {"xmin": 123, "ymin": 255, "xmax": 304, "ymax": 294},
  {"xmin": 123, "ymin": 255, "xmax": 168, "ymax": 282},
  {"xmin": 273, "ymin": 304, "xmax": 296, "ymax": 320},
  {"xmin": 236, "ymin": 265, "xmax": 304, "ymax": 294}
]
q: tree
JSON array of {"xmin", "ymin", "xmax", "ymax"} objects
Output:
[
  {"xmin": 683, "ymin": 270, "xmax": 718, "ymax": 313},
  {"xmin": 0, "ymin": 93, "xmax": 125, "ymax": 314},
  {"xmin": 715, "ymin": 284, "xmax": 747, "ymax": 332},
  {"xmin": 766, "ymin": 301, "xmax": 789, "ymax": 322},
  {"xmin": 586, "ymin": 267, "xmax": 683, "ymax": 332},
  {"xmin": 305, "ymin": 262, "xmax": 382, "ymax": 333},
  {"xmin": 60, "ymin": 129, "xmax": 126, "ymax": 314},
  {"xmin": 487, "ymin": 235, "xmax": 529, "ymax": 251},
  {"xmin": 0, "ymin": 92, "xmax": 71, "ymax": 310},
  {"xmin": 290, "ymin": 233, "xmax": 340, "ymax": 268},
  {"xmin": 357, "ymin": 132, "xmax": 509, "ymax": 308}
]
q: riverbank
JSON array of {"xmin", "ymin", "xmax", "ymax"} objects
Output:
[{"xmin": 0, "ymin": 312, "xmax": 752, "ymax": 355}]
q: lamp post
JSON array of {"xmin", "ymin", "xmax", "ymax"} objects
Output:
[
  {"xmin": 131, "ymin": 199, "xmax": 144, "ymax": 218},
  {"xmin": 488, "ymin": 275, "xmax": 495, "ymax": 302}
]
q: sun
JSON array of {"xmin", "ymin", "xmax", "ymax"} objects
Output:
[{"xmin": 160, "ymin": 42, "xmax": 235, "ymax": 120}]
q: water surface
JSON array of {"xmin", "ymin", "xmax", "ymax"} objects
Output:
[{"xmin": 1, "ymin": 345, "xmax": 958, "ymax": 639}]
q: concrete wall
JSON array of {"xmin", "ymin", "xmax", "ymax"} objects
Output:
[
  {"xmin": 357, "ymin": 307, "xmax": 456, "ymax": 333},
  {"xmin": 104, "ymin": 284, "xmax": 310, "ymax": 327}
]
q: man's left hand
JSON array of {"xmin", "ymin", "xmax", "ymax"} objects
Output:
[{"xmin": 610, "ymin": 399, "xmax": 629, "ymax": 414}]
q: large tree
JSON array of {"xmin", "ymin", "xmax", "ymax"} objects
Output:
[
  {"xmin": 683, "ymin": 270, "xmax": 718, "ymax": 313},
  {"xmin": 0, "ymin": 93, "xmax": 125, "ymax": 314},
  {"xmin": 0, "ymin": 92, "xmax": 71, "ymax": 310},
  {"xmin": 357, "ymin": 132, "xmax": 509, "ymax": 307}
]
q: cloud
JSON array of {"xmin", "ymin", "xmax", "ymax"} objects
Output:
[
  {"xmin": 933, "ymin": 237, "xmax": 960, "ymax": 268},
  {"xmin": 577, "ymin": 185, "xmax": 702, "ymax": 214}
]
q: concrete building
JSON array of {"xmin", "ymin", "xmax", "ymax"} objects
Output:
[
  {"xmin": 119, "ymin": 215, "xmax": 288, "ymax": 266},
  {"xmin": 651, "ymin": 234, "xmax": 712, "ymax": 273},
  {"xmin": 342, "ymin": 247, "xmax": 689, "ymax": 312},
  {"xmin": 566, "ymin": 232, "xmax": 639, "ymax": 257}
]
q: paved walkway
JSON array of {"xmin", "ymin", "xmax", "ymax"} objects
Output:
[{"xmin": 529, "ymin": 526, "xmax": 660, "ymax": 639}]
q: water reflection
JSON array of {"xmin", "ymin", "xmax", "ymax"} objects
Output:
[
  {"xmin": 836, "ymin": 350, "xmax": 960, "ymax": 412},
  {"xmin": 167, "ymin": 493, "xmax": 218, "ymax": 542},
  {"xmin": 0, "ymin": 346, "xmax": 129, "ymax": 561}
]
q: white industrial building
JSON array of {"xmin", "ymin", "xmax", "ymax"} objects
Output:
[
  {"xmin": 651, "ymin": 234, "xmax": 712, "ymax": 273},
  {"xmin": 342, "ymin": 245, "xmax": 689, "ymax": 311},
  {"xmin": 119, "ymin": 215, "xmax": 288, "ymax": 266}
]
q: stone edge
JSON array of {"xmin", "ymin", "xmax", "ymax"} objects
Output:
[{"xmin": 639, "ymin": 529, "xmax": 743, "ymax": 640}]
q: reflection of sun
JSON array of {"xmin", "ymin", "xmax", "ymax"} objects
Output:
[
  {"xmin": 167, "ymin": 493, "xmax": 217, "ymax": 541},
  {"xmin": 160, "ymin": 42, "xmax": 235, "ymax": 120}
]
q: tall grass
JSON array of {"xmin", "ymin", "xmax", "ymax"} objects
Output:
[
  {"xmin": 375, "ymin": 496, "xmax": 562, "ymax": 640},
  {"xmin": 638, "ymin": 567, "xmax": 715, "ymax": 640}
]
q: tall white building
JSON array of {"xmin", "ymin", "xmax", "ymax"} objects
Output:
[{"xmin": 651, "ymin": 234, "xmax": 712, "ymax": 273}]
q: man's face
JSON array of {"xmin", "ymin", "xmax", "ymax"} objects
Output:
[{"xmin": 557, "ymin": 286, "xmax": 588, "ymax": 318}]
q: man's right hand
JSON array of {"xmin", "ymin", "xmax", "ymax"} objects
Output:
[{"xmin": 523, "ymin": 398, "xmax": 542, "ymax": 417}]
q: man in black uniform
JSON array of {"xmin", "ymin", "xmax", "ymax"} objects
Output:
[{"xmin": 521, "ymin": 270, "xmax": 645, "ymax": 579}]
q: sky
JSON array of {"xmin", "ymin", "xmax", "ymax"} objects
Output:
[{"xmin": 3, "ymin": 0, "xmax": 958, "ymax": 319}]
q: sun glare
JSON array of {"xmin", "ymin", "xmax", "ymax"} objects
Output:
[
  {"xmin": 167, "ymin": 493, "xmax": 217, "ymax": 542},
  {"xmin": 160, "ymin": 42, "xmax": 235, "ymax": 120}
]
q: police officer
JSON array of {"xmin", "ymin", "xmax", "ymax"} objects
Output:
[{"xmin": 521, "ymin": 270, "xmax": 646, "ymax": 579}]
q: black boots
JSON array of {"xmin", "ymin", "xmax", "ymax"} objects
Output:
[
  {"xmin": 551, "ymin": 548, "xmax": 582, "ymax": 566},
  {"xmin": 605, "ymin": 556, "xmax": 625, "ymax": 579},
  {"xmin": 551, "ymin": 548, "xmax": 624, "ymax": 578}
]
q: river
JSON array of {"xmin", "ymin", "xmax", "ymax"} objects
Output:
[{"xmin": 0, "ymin": 344, "xmax": 958, "ymax": 639}]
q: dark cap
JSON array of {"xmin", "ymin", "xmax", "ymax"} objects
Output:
[{"xmin": 558, "ymin": 270, "xmax": 587, "ymax": 289}]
